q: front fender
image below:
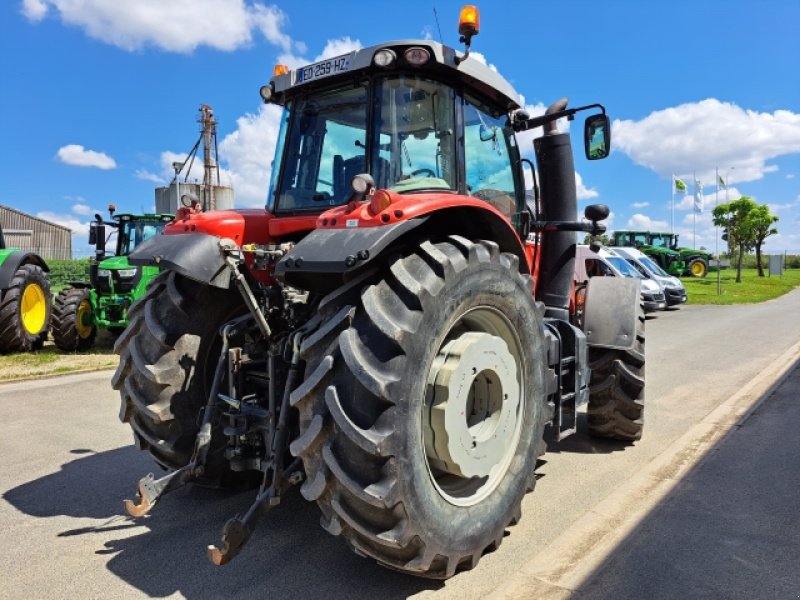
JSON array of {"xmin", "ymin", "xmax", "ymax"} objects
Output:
[{"xmin": 128, "ymin": 233, "xmax": 231, "ymax": 289}]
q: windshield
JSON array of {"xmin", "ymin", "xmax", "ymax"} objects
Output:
[
  {"xmin": 607, "ymin": 256, "xmax": 644, "ymax": 278},
  {"xmin": 373, "ymin": 75, "xmax": 456, "ymax": 193},
  {"xmin": 117, "ymin": 220, "xmax": 167, "ymax": 256},
  {"xmin": 640, "ymin": 255, "xmax": 669, "ymax": 276},
  {"xmin": 270, "ymin": 76, "xmax": 461, "ymax": 212}
]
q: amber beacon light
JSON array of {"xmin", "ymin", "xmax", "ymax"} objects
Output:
[{"xmin": 458, "ymin": 5, "xmax": 480, "ymax": 38}]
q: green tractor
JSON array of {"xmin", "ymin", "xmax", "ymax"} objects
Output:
[
  {"xmin": 653, "ymin": 231, "xmax": 714, "ymax": 277},
  {"xmin": 0, "ymin": 225, "xmax": 52, "ymax": 352},
  {"xmin": 51, "ymin": 206, "xmax": 174, "ymax": 350},
  {"xmin": 610, "ymin": 230, "xmax": 686, "ymax": 276},
  {"xmin": 612, "ymin": 230, "xmax": 714, "ymax": 277}
]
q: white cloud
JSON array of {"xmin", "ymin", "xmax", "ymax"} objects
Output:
[
  {"xmin": 36, "ymin": 211, "xmax": 85, "ymax": 236},
  {"xmin": 576, "ymin": 172, "xmax": 598, "ymax": 200},
  {"xmin": 613, "ymin": 99, "xmax": 800, "ymax": 184},
  {"xmin": 56, "ymin": 144, "xmax": 116, "ymax": 169},
  {"xmin": 632, "ymin": 201, "xmax": 650, "ymax": 208},
  {"xmin": 22, "ymin": 1, "xmax": 307, "ymax": 54},
  {"xmin": 135, "ymin": 169, "xmax": 164, "ymax": 184},
  {"xmin": 219, "ymin": 104, "xmax": 284, "ymax": 207},
  {"xmin": 627, "ymin": 213, "xmax": 669, "ymax": 230},
  {"xmin": 278, "ymin": 36, "xmax": 362, "ymax": 70},
  {"xmin": 71, "ymin": 203, "xmax": 93, "ymax": 216},
  {"xmin": 21, "ymin": 0, "xmax": 47, "ymax": 21}
]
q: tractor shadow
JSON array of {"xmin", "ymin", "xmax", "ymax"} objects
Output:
[
  {"xmin": 3, "ymin": 446, "xmax": 439, "ymax": 599},
  {"xmin": 544, "ymin": 413, "xmax": 634, "ymax": 455}
]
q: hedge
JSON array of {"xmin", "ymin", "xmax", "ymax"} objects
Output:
[{"xmin": 47, "ymin": 259, "xmax": 91, "ymax": 287}]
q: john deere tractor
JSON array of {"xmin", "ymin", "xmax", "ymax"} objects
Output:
[
  {"xmin": 114, "ymin": 6, "xmax": 645, "ymax": 579},
  {"xmin": 611, "ymin": 230, "xmax": 713, "ymax": 277},
  {"xmin": 51, "ymin": 206, "xmax": 173, "ymax": 350},
  {"xmin": 0, "ymin": 225, "xmax": 51, "ymax": 352}
]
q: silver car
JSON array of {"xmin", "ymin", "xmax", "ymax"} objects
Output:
[{"xmin": 614, "ymin": 246, "xmax": 688, "ymax": 306}]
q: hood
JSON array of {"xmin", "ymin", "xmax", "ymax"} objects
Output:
[{"xmin": 98, "ymin": 255, "xmax": 134, "ymax": 271}]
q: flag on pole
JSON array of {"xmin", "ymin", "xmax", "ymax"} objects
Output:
[
  {"xmin": 674, "ymin": 177, "xmax": 687, "ymax": 193},
  {"xmin": 694, "ymin": 178, "xmax": 704, "ymax": 214},
  {"xmin": 718, "ymin": 175, "xmax": 726, "ymax": 188}
]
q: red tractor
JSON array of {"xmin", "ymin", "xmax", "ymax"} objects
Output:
[{"xmin": 115, "ymin": 7, "xmax": 644, "ymax": 578}]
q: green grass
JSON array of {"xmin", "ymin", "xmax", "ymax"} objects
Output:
[{"xmin": 682, "ymin": 268, "xmax": 800, "ymax": 304}]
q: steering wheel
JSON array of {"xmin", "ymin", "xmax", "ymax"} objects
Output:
[{"xmin": 410, "ymin": 168, "xmax": 436, "ymax": 178}]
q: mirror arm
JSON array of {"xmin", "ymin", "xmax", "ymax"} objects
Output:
[
  {"xmin": 529, "ymin": 220, "xmax": 607, "ymax": 235},
  {"xmin": 513, "ymin": 103, "xmax": 606, "ymax": 133}
]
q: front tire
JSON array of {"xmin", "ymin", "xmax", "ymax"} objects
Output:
[
  {"xmin": 112, "ymin": 271, "xmax": 247, "ymax": 480},
  {"xmin": 52, "ymin": 287, "xmax": 97, "ymax": 351},
  {"xmin": 587, "ymin": 302, "xmax": 646, "ymax": 440},
  {"xmin": 291, "ymin": 237, "xmax": 547, "ymax": 578},
  {"xmin": 0, "ymin": 263, "xmax": 51, "ymax": 353}
]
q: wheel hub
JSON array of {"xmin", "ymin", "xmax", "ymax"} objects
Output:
[
  {"xmin": 21, "ymin": 283, "xmax": 47, "ymax": 334},
  {"xmin": 426, "ymin": 331, "xmax": 520, "ymax": 479}
]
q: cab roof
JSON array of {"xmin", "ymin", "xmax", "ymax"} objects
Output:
[{"xmin": 270, "ymin": 39, "xmax": 523, "ymax": 113}]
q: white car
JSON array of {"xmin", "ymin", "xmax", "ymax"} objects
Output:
[
  {"xmin": 614, "ymin": 246, "xmax": 688, "ymax": 307},
  {"xmin": 575, "ymin": 244, "xmax": 667, "ymax": 312}
]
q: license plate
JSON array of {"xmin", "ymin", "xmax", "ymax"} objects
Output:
[{"xmin": 294, "ymin": 55, "xmax": 351, "ymax": 85}]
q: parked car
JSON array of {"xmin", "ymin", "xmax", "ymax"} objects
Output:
[
  {"xmin": 575, "ymin": 244, "xmax": 667, "ymax": 312},
  {"xmin": 614, "ymin": 246, "xmax": 687, "ymax": 307}
]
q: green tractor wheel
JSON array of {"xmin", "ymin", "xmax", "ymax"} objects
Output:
[
  {"xmin": 52, "ymin": 288, "xmax": 97, "ymax": 351},
  {"xmin": 687, "ymin": 257, "xmax": 708, "ymax": 278},
  {"xmin": 0, "ymin": 263, "xmax": 51, "ymax": 353}
]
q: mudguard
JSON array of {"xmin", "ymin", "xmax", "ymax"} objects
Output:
[
  {"xmin": 582, "ymin": 277, "xmax": 641, "ymax": 350},
  {"xmin": 0, "ymin": 251, "xmax": 49, "ymax": 290},
  {"xmin": 128, "ymin": 233, "xmax": 231, "ymax": 289},
  {"xmin": 275, "ymin": 219, "xmax": 426, "ymax": 292}
]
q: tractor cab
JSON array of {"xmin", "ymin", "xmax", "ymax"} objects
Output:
[{"xmin": 263, "ymin": 41, "xmax": 526, "ymax": 221}]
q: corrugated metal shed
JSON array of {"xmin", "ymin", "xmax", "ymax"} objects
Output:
[{"xmin": 0, "ymin": 204, "xmax": 73, "ymax": 260}]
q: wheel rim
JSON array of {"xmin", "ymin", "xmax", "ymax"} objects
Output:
[
  {"xmin": 76, "ymin": 299, "xmax": 94, "ymax": 339},
  {"xmin": 21, "ymin": 283, "xmax": 47, "ymax": 334},
  {"xmin": 691, "ymin": 261, "xmax": 704, "ymax": 276},
  {"xmin": 423, "ymin": 307, "xmax": 524, "ymax": 507}
]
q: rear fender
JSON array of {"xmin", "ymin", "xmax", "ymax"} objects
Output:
[
  {"xmin": 582, "ymin": 277, "xmax": 641, "ymax": 350},
  {"xmin": 276, "ymin": 206, "xmax": 528, "ymax": 294},
  {"xmin": 128, "ymin": 233, "xmax": 231, "ymax": 289}
]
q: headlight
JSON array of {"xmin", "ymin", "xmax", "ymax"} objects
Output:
[
  {"xmin": 97, "ymin": 269, "xmax": 111, "ymax": 277},
  {"xmin": 116, "ymin": 269, "xmax": 137, "ymax": 278}
]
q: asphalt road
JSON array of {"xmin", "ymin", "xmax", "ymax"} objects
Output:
[{"xmin": 2, "ymin": 289, "xmax": 799, "ymax": 600}]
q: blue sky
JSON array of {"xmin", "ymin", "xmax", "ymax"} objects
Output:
[{"xmin": 2, "ymin": 0, "xmax": 799, "ymax": 257}]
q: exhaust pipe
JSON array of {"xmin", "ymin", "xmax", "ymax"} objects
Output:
[{"xmin": 535, "ymin": 98, "xmax": 577, "ymax": 320}]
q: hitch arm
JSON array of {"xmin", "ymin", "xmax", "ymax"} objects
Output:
[{"xmin": 124, "ymin": 319, "xmax": 245, "ymax": 517}]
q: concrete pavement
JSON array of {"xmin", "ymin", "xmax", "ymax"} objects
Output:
[{"xmin": 498, "ymin": 342, "xmax": 800, "ymax": 599}]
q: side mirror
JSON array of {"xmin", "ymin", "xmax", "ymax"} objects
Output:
[
  {"xmin": 584, "ymin": 114, "xmax": 611, "ymax": 160},
  {"xmin": 88, "ymin": 222, "xmax": 101, "ymax": 245},
  {"xmin": 479, "ymin": 123, "xmax": 497, "ymax": 142}
]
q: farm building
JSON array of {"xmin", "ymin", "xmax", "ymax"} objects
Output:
[{"xmin": 0, "ymin": 204, "xmax": 72, "ymax": 260}]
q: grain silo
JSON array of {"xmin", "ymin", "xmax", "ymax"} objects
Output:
[
  {"xmin": 155, "ymin": 104, "xmax": 234, "ymax": 214},
  {"xmin": 0, "ymin": 205, "xmax": 72, "ymax": 259}
]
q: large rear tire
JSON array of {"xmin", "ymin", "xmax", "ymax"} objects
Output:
[
  {"xmin": 0, "ymin": 263, "xmax": 51, "ymax": 353},
  {"xmin": 688, "ymin": 257, "xmax": 708, "ymax": 278},
  {"xmin": 52, "ymin": 287, "xmax": 97, "ymax": 351},
  {"xmin": 112, "ymin": 271, "xmax": 247, "ymax": 481},
  {"xmin": 587, "ymin": 302, "xmax": 645, "ymax": 440},
  {"xmin": 291, "ymin": 237, "xmax": 547, "ymax": 578}
]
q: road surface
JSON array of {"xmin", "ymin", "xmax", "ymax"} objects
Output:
[{"xmin": 1, "ymin": 288, "xmax": 799, "ymax": 599}]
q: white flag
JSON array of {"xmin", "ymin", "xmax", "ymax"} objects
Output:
[{"xmin": 694, "ymin": 179, "xmax": 704, "ymax": 214}]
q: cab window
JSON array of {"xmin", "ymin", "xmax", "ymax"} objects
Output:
[{"xmin": 463, "ymin": 95, "xmax": 516, "ymax": 218}]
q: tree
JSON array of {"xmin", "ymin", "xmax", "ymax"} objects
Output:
[
  {"xmin": 747, "ymin": 204, "xmax": 779, "ymax": 276},
  {"xmin": 712, "ymin": 196, "xmax": 779, "ymax": 282},
  {"xmin": 583, "ymin": 233, "xmax": 610, "ymax": 245}
]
